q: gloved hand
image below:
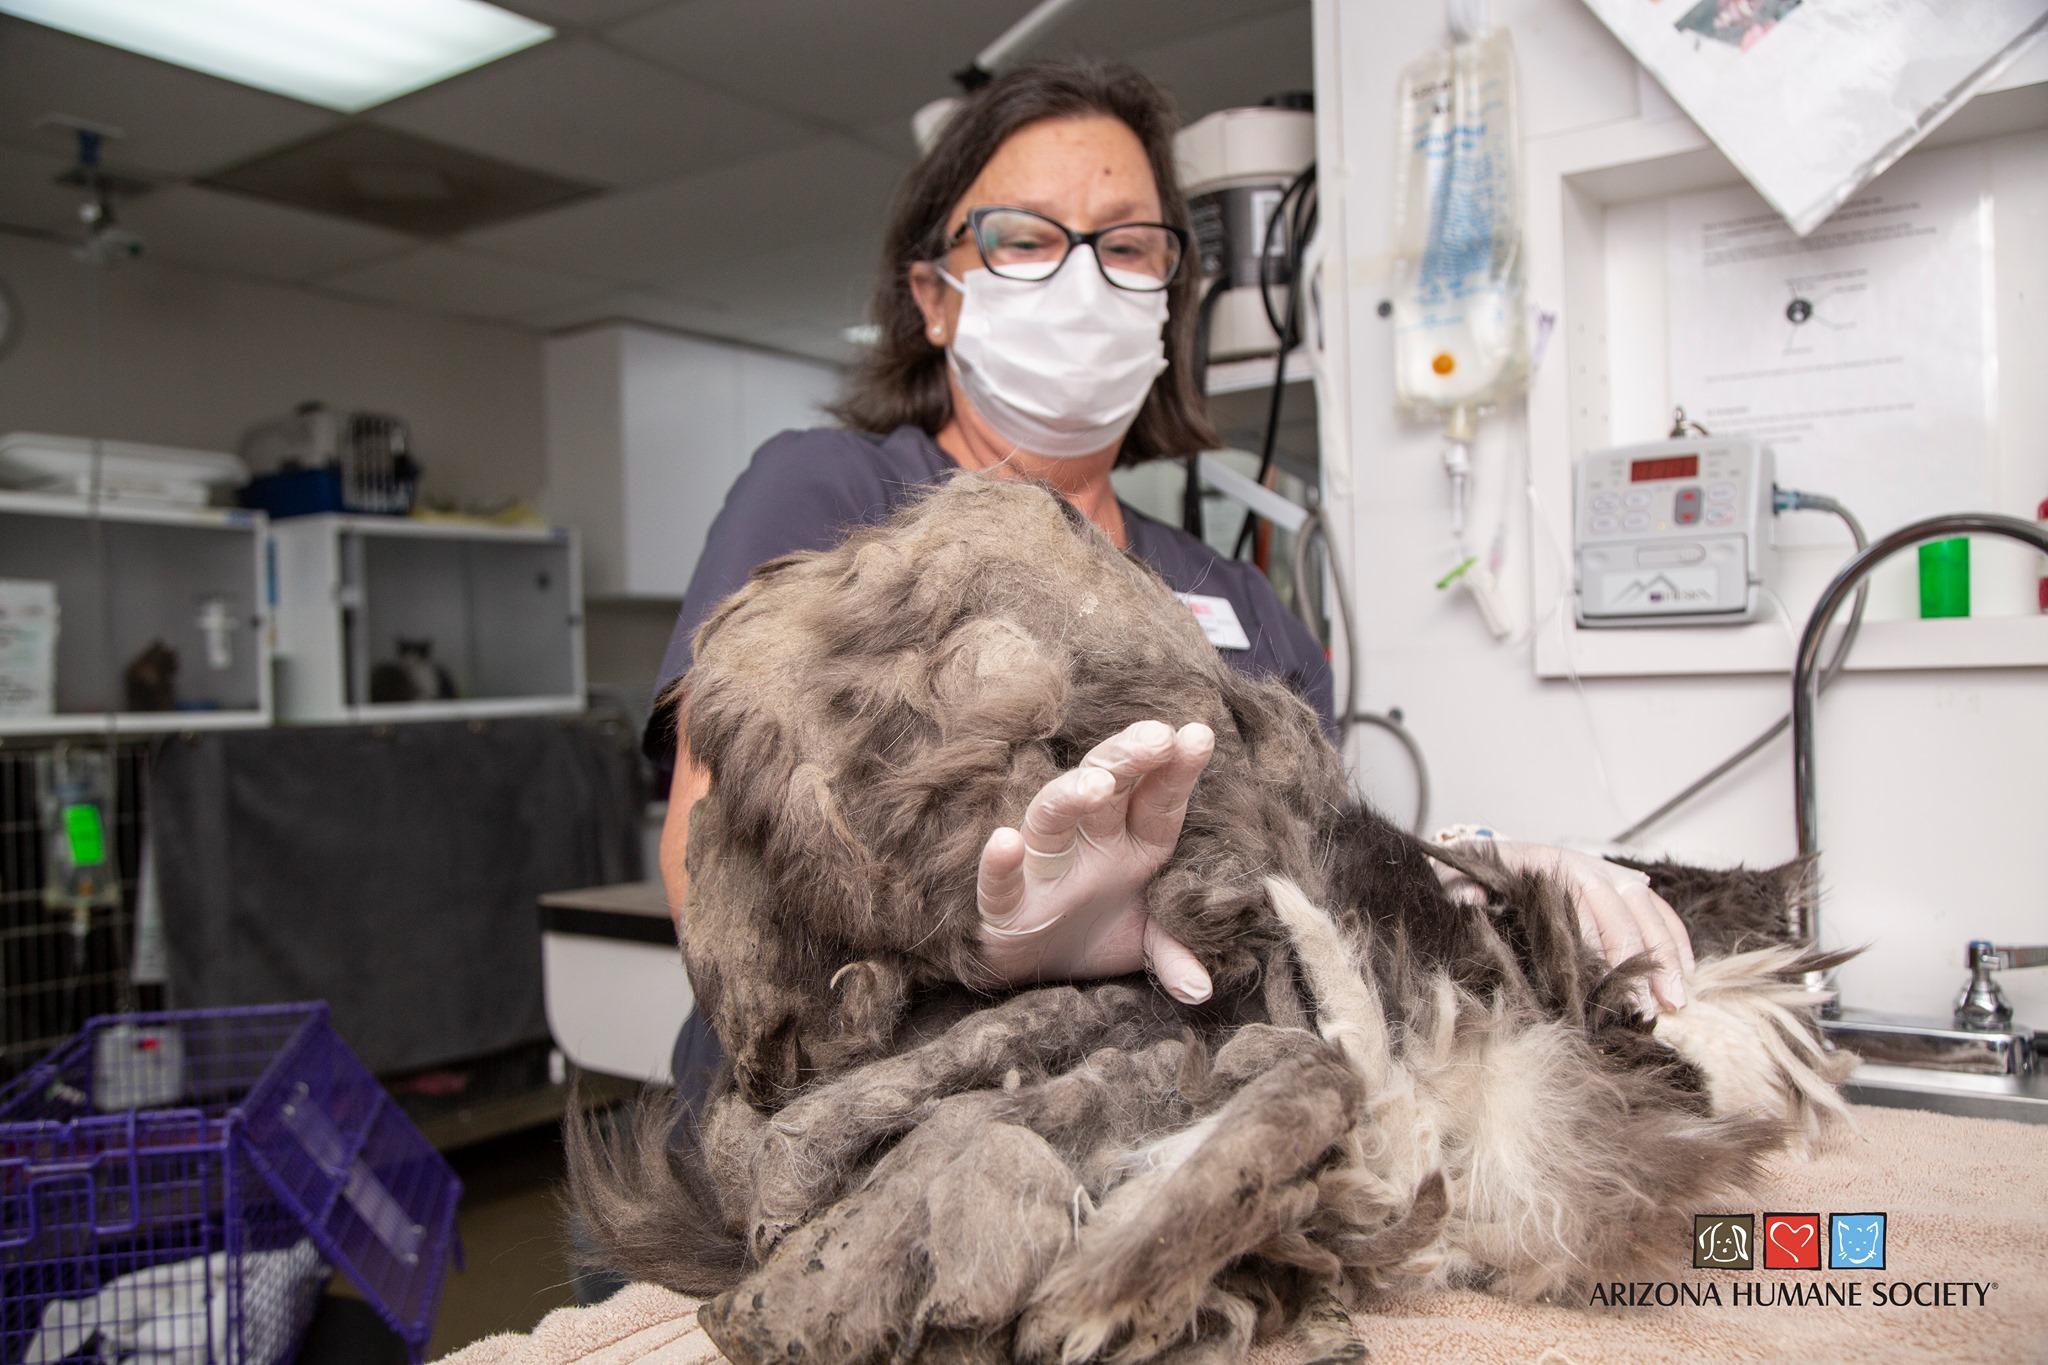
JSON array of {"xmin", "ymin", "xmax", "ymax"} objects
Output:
[
  {"xmin": 975, "ymin": 719, "xmax": 1217, "ymax": 1003},
  {"xmin": 1434, "ymin": 838, "xmax": 1697, "ymax": 1012}
]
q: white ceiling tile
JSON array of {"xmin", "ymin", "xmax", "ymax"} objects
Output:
[
  {"xmin": 609, "ymin": 0, "xmax": 1039, "ymax": 129},
  {"xmin": 0, "ymin": 17, "xmax": 338, "ymax": 178},
  {"xmin": 0, "ymin": 140, "xmax": 97, "ymax": 239},
  {"xmin": 752, "ymin": 321, "xmax": 862, "ymax": 366},
  {"xmin": 373, "ymin": 39, "xmax": 816, "ymax": 188},
  {"xmin": 1047, "ymin": 0, "xmax": 1303, "ymax": 59},
  {"xmin": 647, "ymin": 234, "xmax": 880, "ymax": 332},
  {"xmin": 518, "ymin": 286, "xmax": 738, "ymax": 334},
  {"xmin": 849, "ymin": 114, "xmax": 922, "ymax": 163},
  {"xmin": 1117, "ymin": 7, "xmax": 1313, "ymax": 127},
  {"xmin": 315, "ymin": 245, "xmax": 613, "ymax": 320},
  {"xmin": 118, "ymin": 186, "xmax": 416, "ymax": 284},
  {"xmin": 495, "ymin": 0, "xmax": 676, "ymax": 28},
  {"xmin": 519, "ymin": 285, "xmax": 854, "ymax": 365},
  {"xmin": 463, "ymin": 136, "xmax": 905, "ymax": 283}
]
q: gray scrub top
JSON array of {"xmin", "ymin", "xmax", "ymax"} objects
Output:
[{"xmin": 643, "ymin": 423, "xmax": 1336, "ymax": 771}]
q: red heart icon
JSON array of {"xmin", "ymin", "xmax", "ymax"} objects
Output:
[
  {"xmin": 1770, "ymin": 1222, "xmax": 1814, "ymax": 1256},
  {"xmin": 1764, "ymin": 1215, "xmax": 1822, "ymax": 1268}
]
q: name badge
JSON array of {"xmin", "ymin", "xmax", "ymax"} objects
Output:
[{"xmin": 1176, "ymin": 592, "xmax": 1251, "ymax": 651}]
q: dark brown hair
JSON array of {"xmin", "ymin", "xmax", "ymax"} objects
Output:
[{"xmin": 829, "ymin": 58, "xmax": 1217, "ymax": 466}]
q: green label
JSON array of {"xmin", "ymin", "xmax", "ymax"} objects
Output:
[{"xmin": 62, "ymin": 802, "xmax": 107, "ymax": 867}]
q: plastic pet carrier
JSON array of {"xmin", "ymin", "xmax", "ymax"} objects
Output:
[
  {"xmin": 0, "ymin": 1004, "xmax": 462, "ymax": 1364},
  {"xmin": 236, "ymin": 405, "xmax": 419, "ymax": 518}
]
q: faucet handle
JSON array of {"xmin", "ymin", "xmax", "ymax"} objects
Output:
[
  {"xmin": 1967, "ymin": 941, "xmax": 2048, "ymax": 971},
  {"xmin": 1956, "ymin": 941, "xmax": 2047, "ymax": 1032}
]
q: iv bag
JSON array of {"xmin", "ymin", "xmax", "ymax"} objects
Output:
[{"xmin": 1390, "ymin": 27, "xmax": 1528, "ymax": 419}]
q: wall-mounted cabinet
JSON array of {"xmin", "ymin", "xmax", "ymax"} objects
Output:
[
  {"xmin": 543, "ymin": 325, "xmax": 841, "ymax": 600},
  {"xmin": 269, "ymin": 515, "xmax": 584, "ymax": 724},
  {"xmin": 0, "ymin": 491, "xmax": 269, "ymax": 734}
]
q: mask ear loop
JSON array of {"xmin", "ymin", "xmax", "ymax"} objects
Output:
[{"xmin": 929, "ymin": 263, "xmax": 1024, "ymax": 470}]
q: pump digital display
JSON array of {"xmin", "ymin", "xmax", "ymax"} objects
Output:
[{"xmin": 1630, "ymin": 455, "xmax": 1699, "ymax": 482}]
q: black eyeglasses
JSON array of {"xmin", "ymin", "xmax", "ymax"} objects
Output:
[{"xmin": 942, "ymin": 206, "xmax": 1186, "ymax": 292}]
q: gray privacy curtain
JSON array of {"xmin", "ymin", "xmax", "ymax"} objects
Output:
[{"xmin": 152, "ymin": 717, "xmax": 641, "ymax": 1073}]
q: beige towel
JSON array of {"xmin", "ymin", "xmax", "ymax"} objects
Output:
[{"xmin": 438, "ymin": 1104, "xmax": 2048, "ymax": 1364}]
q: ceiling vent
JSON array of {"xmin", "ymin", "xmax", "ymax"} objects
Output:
[{"xmin": 200, "ymin": 123, "xmax": 597, "ymax": 237}]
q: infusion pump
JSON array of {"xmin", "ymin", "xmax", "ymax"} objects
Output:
[{"xmin": 1573, "ymin": 437, "xmax": 1775, "ymax": 628}]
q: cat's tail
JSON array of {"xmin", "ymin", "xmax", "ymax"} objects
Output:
[{"xmin": 562, "ymin": 1082, "xmax": 751, "ymax": 1296}]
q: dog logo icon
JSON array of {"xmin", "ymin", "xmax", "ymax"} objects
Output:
[
  {"xmin": 1829, "ymin": 1213, "xmax": 1886, "ymax": 1269},
  {"xmin": 1763, "ymin": 1213, "xmax": 1821, "ymax": 1269},
  {"xmin": 1693, "ymin": 1214, "xmax": 1753, "ymax": 1269}
]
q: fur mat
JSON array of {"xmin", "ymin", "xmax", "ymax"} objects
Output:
[{"xmin": 570, "ymin": 474, "xmax": 1860, "ymax": 1363}]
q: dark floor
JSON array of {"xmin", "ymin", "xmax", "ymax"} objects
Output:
[{"xmin": 312, "ymin": 1121, "xmax": 582, "ymax": 1361}]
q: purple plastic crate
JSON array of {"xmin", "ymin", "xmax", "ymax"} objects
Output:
[{"xmin": 0, "ymin": 1004, "xmax": 462, "ymax": 1364}]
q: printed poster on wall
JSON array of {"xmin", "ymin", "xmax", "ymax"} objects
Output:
[
  {"xmin": 1663, "ymin": 143, "xmax": 1994, "ymax": 545},
  {"xmin": 1579, "ymin": 0, "xmax": 2047, "ymax": 234}
]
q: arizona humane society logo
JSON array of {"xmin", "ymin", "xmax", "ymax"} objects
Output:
[{"xmin": 1588, "ymin": 1211, "xmax": 1998, "ymax": 1309}]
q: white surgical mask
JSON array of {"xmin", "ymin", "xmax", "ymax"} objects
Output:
[{"xmin": 938, "ymin": 248, "xmax": 1170, "ymax": 459}]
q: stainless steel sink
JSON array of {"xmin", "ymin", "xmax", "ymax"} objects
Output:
[
  {"xmin": 1824, "ymin": 1007, "xmax": 2048, "ymax": 1123},
  {"xmin": 1842, "ymin": 1065, "xmax": 2048, "ymax": 1124}
]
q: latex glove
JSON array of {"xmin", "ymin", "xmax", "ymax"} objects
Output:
[
  {"xmin": 1435, "ymin": 839, "xmax": 1698, "ymax": 1012},
  {"xmin": 975, "ymin": 719, "xmax": 1217, "ymax": 1003}
]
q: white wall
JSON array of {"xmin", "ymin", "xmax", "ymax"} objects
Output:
[
  {"xmin": 542, "ymin": 323, "xmax": 841, "ymax": 599},
  {"xmin": 0, "ymin": 233, "xmax": 546, "ymax": 505},
  {"xmin": 1311, "ymin": 0, "xmax": 2047, "ymax": 1026}
]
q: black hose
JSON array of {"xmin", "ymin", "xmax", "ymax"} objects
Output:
[
  {"xmin": 1232, "ymin": 164, "xmax": 1317, "ymax": 561},
  {"xmin": 1185, "ymin": 276, "xmax": 1230, "ymax": 537}
]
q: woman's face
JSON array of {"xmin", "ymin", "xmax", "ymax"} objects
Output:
[{"xmin": 911, "ymin": 114, "xmax": 1164, "ymax": 346}]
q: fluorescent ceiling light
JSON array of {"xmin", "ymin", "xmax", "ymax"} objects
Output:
[{"xmin": 2, "ymin": 0, "xmax": 553, "ymax": 114}]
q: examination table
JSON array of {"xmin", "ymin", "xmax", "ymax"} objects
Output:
[{"xmin": 437, "ymin": 1103, "xmax": 2047, "ymax": 1363}]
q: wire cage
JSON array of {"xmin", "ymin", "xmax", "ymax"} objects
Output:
[{"xmin": 0, "ymin": 1003, "xmax": 462, "ymax": 1364}]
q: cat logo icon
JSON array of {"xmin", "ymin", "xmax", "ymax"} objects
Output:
[{"xmin": 1829, "ymin": 1213, "xmax": 1887, "ymax": 1269}]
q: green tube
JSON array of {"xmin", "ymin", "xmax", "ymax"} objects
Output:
[{"xmin": 1918, "ymin": 538, "xmax": 1970, "ymax": 618}]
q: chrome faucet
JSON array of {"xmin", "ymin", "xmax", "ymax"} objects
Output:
[
  {"xmin": 1788, "ymin": 511, "xmax": 2048, "ymax": 1122},
  {"xmin": 1957, "ymin": 941, "xmax": 2048, "ymax": 1031}
]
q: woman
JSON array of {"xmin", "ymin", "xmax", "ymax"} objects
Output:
[{"xmin": 645, "ymin": 59, "xmax": 1692, "ymax": 1110}]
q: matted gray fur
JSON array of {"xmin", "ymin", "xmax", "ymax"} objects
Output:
[{"xmin": 570, "ymin": 473, "xmax": 1857, "ymax": 1364}]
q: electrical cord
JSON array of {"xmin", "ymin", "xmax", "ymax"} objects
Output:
[
  {"xmin": 1185, "ymin": 276, "xmax": 1230, "ymax": 537},
  {"xmin": 1291, "ymin": 506, "xmax": 1432, "ymax": 833},
  {"xmin": 1348, "ymin": 709, "xmax": 1432, "ymax": 835},
  {"xmin": 1231, "ymin": 163, "xmax": 1318, "ymax": 562},
  {"xmin": 1609, "ymin": 489, "xmax": 1870, "ymax": 844}
]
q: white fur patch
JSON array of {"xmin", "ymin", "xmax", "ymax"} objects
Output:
[
  {"xmin": 1259, "ymin": 877, "xmax": 1858, "ymax": 1302},
  {"xmin": 1653, "ymin": 944, "xmax": 1855, "ymax": 1143}
]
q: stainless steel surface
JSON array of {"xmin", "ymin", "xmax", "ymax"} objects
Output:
[
  {"xmin": 1822, "ymin": 1007, "xmax": 2034, "ymax": 1077},
  {"xmin": 1785, "ymin": 514, "xmax": 2048, "ymax": 1114},
  {"xmin": 1790, "ymin": 512, "xmax": 2048, "ymax": 949},
  {"xmin": 1845, "ymin": 1064, "xmax": 2048, "ymax": 1125}
]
